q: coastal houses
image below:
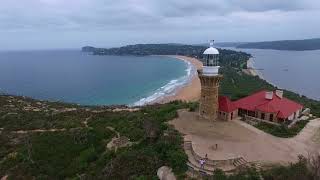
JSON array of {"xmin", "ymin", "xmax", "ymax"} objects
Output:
[{"xmin": 218, "ymin": 90, "xmax": 303, "ymax": 123}]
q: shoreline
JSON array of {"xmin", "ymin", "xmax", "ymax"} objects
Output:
[
  {"xmin": 242, "ymin": 57, "xmax": 263, "ymax": 78},
  {"xmin": 245, "ymin": 57, "xmax": 281, "ymax": 88},
  {"xmin": 153, "ymin": 55, "xmax": 202, "ymax": 104}
]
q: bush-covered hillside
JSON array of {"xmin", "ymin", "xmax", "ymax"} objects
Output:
[{"xmin": 0, "ymin": 96, "xmax": 195, "ymax": 179}]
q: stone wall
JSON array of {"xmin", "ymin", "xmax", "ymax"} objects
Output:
[
  {"xmin": 184, "ymin": 141, "xmax": 242, "ymax": 168},
  {"xmin": 218, "ymin": 109, "xmax": 238, "ymax": 121}
]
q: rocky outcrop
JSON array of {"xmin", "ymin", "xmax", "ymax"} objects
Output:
[{"xmin": 157, "ymin": 166, "xmax": 176, "ymax": 180}]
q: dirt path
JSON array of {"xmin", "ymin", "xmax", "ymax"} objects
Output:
[
  {"xmin": 83, "ymin": 116, "xmax": 92, "ymax": 128},
  {"xmin": 11, "ymin": 128, "xmax": 67, "ymax": 134},
  {"xmin": 106, "ymin": 126, "xmax": 120, "ymax": 138}
]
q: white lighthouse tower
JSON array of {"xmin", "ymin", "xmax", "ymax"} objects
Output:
[
  {"xmin": 198, "ymin": 40, "xmax": 223, "ymax": 120},
  {"xmin": 202, "ymin": 40, "xmax": 220, "ymax": 75}
]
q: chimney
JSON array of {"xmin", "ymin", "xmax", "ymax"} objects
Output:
[
  {"xmin": 275, "ymin": 90, "xmax": 283, "ymax": 99},
  {"xmin": 265, "ymin": 91, "xmax": 273, "ymax": 100}
]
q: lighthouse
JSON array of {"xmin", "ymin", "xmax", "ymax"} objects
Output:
[{"xmin": 198, "ymin": 40, "xmax": 223, "ymax": 120}]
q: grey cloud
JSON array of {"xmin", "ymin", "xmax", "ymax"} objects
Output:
[
  {"xmin": 0, "ymin": 0, "xmax": 319, "ymax": 50},
  {"xmin": 1, "ymin": 0, "xmax": 319, "ymax": 31}
]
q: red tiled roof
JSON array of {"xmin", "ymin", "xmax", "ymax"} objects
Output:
[
  {"xmin": 219, "ymin": 96, "xmax": 237, "ymax": 113},
  {"xmin": 233, "ymin": 90, "xmax": 303, "ymax": 119}
]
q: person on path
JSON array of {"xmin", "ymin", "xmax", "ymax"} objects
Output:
[{"xmin": 199, "ymin": 159, "xmax": 205, "ymax": 169}]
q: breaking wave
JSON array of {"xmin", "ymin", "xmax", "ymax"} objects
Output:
[{"xmin": 133, "ymin": 58, "xmax": 195, "ymax": 106}]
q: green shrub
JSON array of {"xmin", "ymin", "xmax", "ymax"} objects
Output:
[
  {"xmin": 254, "ymin": 121, "xmax": 309, "ymax": 138},
  {"xmin": 188, "ymin": 102, "xmax": 199, "ymax": 112},
  {"xmin": 262, "ymin": 156, "xmax": 313, "ymax": 180}
]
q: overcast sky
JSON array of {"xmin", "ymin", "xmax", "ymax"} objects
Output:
[{"xmin": 1, "ymin": 0, "xmax": 320, "ymax": 50}]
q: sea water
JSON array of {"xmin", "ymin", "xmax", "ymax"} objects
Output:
[{"xmin": 0, "ymin": 50, "xmax": 192, "ymax": 106}]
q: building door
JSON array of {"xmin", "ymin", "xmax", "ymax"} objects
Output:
[
  {"xmin": 231, "ymin": 112, "xmax": 233, "ymax": 120},
  {"xmin": 261, "ymin": 113, "xmax": 265, "ymax": 120}
]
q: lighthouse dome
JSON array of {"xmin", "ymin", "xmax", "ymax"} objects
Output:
[{"xmin": 203, "ymin": 47, "xmax": 219, "ymax": 55}]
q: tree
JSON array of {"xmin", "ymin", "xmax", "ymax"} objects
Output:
[
  {"xmin": 307, "ymin": 153, "xmax": 320, "ymax": 180},
  {"xmin": 143, "ymin": 119, "xmax": 160, "ymax": 141}
]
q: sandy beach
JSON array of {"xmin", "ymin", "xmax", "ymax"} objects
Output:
[
  {"xmin": 157, "ymin": 55, "xmax": 203, "ymax": 103},
  {"xmin": 157, "ymin": 56, "xmax": 266, "ymax": 104},
  {"xmin": 242, "ymin": 57, "xmax": 265, "ymax": 80}
]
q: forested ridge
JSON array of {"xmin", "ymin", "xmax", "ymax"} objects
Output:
[{"xmin": 236, "ymin": 38, "xmax": 320, "ymax": 51}]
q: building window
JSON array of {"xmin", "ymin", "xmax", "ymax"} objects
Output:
[
  {"xmin": 261, "ymin": 113, "xmax": 265, "ymax": 120},
  {"xmin": 248, "ymin": 111, "xmax": 255, "ymax": 117},
  {"xmin": 269, "ymin": 114, "xmax": 274, "ymax": 121}
]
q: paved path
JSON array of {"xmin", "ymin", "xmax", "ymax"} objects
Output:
[{"xmin": 170, "ymin": 110, "xmax": 320, "ymax": 165}]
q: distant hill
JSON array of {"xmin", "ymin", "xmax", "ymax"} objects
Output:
[
  {"xmin": 82, "ymin": 44, "xmax": 208, "ymax": 57},
  {"xmin": 193, "ymin": 42, "xmax": 247, "ymax": 48},
  {"xmin": 81, "ymin": 43, "xmax": 251, "ymax": 67},
  {"xmin": 216, "ymin": 42, "xmax": 248, "ymax": 47},
  {"xmin": 237, "ymin": 38, "xmax": 320, "ymax": 51},
  {"xmin": 81, "ymin": 46, "xmax": 95, "ymax": 52}
]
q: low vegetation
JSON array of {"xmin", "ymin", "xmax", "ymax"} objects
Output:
[
  {"xmin": 262, "ymin": 155, "xmax": 320, "ymax": 180},
  {"xmin": 209, "ymin": 168, "xmax": 261, "ymax": 180},
  {"xmin": 253, "ymin": 120, "xmax": 309, "ymax": 138},
  {"xmin": 0, "ymin": 96, "xmax": 194, "ymax": 179},
  {"xmin": 202, "ymin": 154, "xmax": 320, "ymax": 180}
]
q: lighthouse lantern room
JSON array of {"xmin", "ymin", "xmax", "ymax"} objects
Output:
[{"xmin": 202, "ymin": 40, "xmax": 220, "ymax": 76}]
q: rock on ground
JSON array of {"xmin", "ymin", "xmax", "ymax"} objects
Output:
[{"xmin": 157, "ymin": 166, "xmax": 176, "ymax": 180}]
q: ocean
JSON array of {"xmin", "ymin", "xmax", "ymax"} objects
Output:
[
  {"xmin": 229, "ymin": 48, "xmax": 320, "ymax": 100},
  {"xmin": 0, "ymin": 50, "xmax": 192, "ymax": 106}
]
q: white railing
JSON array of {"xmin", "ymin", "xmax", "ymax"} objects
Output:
[{"xmin": 202, "ymin": 66, "xmax": 220, "ymax": 76}]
